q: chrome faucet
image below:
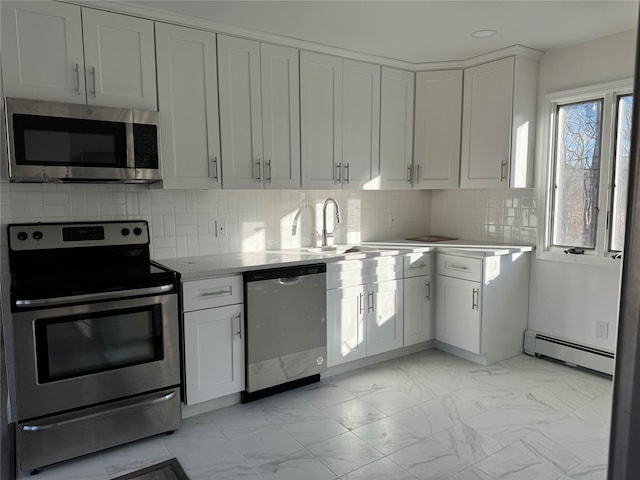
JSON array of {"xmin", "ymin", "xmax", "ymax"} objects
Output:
[{"xmin": 322, "ymin": 198, "xmax": 341, "ymax": 247}]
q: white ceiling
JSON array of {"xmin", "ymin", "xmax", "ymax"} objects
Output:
[{"xmin": 129, "ymin": 1, "xmax": 639, "ymax": 64}]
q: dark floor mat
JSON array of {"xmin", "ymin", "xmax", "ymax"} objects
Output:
[{"xmin": 112, "ymin": 458, "xmax": 189, "ymax": 480}]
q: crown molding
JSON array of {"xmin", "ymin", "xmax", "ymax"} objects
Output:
[{"xmin": 58, "ymin": 0, "xmax": 544, "ymax": 71}]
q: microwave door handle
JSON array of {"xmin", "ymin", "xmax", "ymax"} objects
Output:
[
  {"xmin": 126, "ymin": 122, "xmax": 136, "ymax": 170},
  {"xmin": 14, "ymin": 284, "xmax": 174, "ymax": 308}
]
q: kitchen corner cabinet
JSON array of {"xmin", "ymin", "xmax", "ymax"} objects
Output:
[
  {"xmin": 301, "ymin": 52, "xmax": 380, "ymax": 190},
  {"xmin": 182, "ymin": 276, "xmax": 244, "ymax": 405},
  {"xmin": 403, "ymin": 252, "xmax": 433, "ymax": 346},
  {"xmin": 156, "ymin": 24, "xmax": 221, "ymax": 190},
  {"xmin": 435, "ymin": 251, "xmax": 530, "ymax": 365},
  {"xmin": 379, "ymin": 67, "xmax": 415, "ymax": 190},
  {"xmin": 1, "ymin": 2, "xmax": 157, "ymax": 110},
  {"xmin": 460, "ymin": 56, "xmax": 537, "ymax": 189},
  {"xmin": 327, "ymin": 256, "xmax": 403, "ymax": 367},
  {"xmin": 413, "ymin": 70, "xmax": 463, "ymax": 189},
  {"xmin": 218, "ymin": 36, "xmax": 300, "ymax": 189}
]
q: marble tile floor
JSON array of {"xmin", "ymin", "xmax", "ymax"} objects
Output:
[{"xmin": 16, "ymin": 350, "xmax": 613, "ymax": 480}]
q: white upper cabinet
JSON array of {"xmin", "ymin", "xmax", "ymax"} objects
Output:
[
  {"xmin": 260, "ymin": 43, "xmax": 301, "ymax": 189},
  {"xmin": 342, "ymin": 60, "xmax": 381, "ymax": 189},
  {"xmin": 379, "ymin": 67, "xmax": 415, "ymax": 190},
  {"xmin": 156, "ymin": 23, "xmax": 221, "ymax": 190},
  {"xmin": 218, "ymin": 36, "xmax": 300, "ymax": 189},
  {"xmin": 1, "ymin": 1, "xmax": 85, "ymax": 103},
  {"xmin": 460, "ymin": 56, "xmax": 537, "ymax": 188},
  {"xmin": 81, "ymin": 9, "xmax": 156, "ymax": 110},
  {"xmin": 1, "ymin": 2, "xmax": 156, "ymax": 109},
  {"xmin": 300, "ymin": 51, "xmax": 343, "ymax": 189},
  {"xmin": 413, "ymin": 70, "xmax": 462, "ymax": 189}
]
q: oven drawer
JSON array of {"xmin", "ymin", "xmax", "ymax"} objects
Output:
[
  {"xmin": 16, "ymin": 388, "xmax": 181, "ymax": 472},
  {"xmin": 183, "ymin": 275, "xmax": 243, "ymax": 311}
]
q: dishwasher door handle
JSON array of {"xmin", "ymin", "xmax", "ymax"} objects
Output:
[{"xmin": 277, "ymin": 276, "xmax": 303, "ymax": 285}]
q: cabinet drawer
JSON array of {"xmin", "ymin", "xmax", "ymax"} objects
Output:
[
  {"xmin": 437, "ymin": 254, "xmax": 482, "ymax": 282},
  {"xmin": 403, "ymin": 252, "xmax": 431, "ymax": 278},
  {"xmin": 183, "ymin": 275, "xmax": 243, "ymax": 311},
  {"xmin": 327, "ymin": 255, "xmax": 402, "ymax": 289}
]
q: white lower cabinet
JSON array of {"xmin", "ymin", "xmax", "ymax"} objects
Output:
[
  {"xmin": 403, "ymin": 275, "xmax": 433, "ymax": 346},
  {"xmin": 326, "ymin": 256, "xmax": 403, "ymax": 367},
  {"xmin": 435, "ymin": 276, "xmax": 480, "ymax": 353},
  {"xmin": 182, "ymin": 275, "xmax": 244, "ymax": 405}
]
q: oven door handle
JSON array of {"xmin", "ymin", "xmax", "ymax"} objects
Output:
[
  {"xmin": 21, "ymin": 391, "xmax": 177, "ymax": 432},
  {"xmin": 14, "ymin": 284, "xmax": 175, "ymax": 308}
]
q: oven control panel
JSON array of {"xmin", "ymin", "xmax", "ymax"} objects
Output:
[{"xmin": 8, "ymin": 221, "xmax": 150, "ymax": 251}]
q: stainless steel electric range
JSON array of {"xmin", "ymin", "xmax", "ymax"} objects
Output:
[{"xmin": 6, "ymin": 220, "xmax": 181, "ymax": 474}]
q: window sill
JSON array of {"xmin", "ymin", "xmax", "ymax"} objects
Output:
[{"xmin": 536, "ymin": 249, "xmax": 622, "ymax": 268}]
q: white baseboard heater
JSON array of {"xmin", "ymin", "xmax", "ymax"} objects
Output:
[{"xmin": 524, "ymin": 329, "xmax": 614, "ymax": 376}]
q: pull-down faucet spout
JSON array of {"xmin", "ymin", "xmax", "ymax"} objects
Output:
[{"xmin": 322, "ymin": 198, "xmax": 341, "ymax": 247}]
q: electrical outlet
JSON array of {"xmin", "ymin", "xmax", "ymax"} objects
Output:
[
  {"xmin": 215, "ymin": 219, "xmax": 227, "ymax": 237},
  {"xmin": 388, "ymin": 212, "xmax": 397, "ymax": 228},
  {"xmin": 596, "ymin": 321, "xmax": 609, "ymax": 339}
]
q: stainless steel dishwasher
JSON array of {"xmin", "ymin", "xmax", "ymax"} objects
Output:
[{"xmin": 242, "ymin": 264, "xmax": 327, "ymax": 402}]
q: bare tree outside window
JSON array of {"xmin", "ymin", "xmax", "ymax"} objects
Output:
[
  {"xmin": 610, "ymin": 94, "xmax": 633, "ymax": 252},
  {"xmin": 552, "ymin": 100, "xmax": 603, "ymax": 248}
]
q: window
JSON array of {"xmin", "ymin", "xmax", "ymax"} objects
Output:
[{"xmin": 544, "ymin": 80, "xmax": 633, "ymax": 261}]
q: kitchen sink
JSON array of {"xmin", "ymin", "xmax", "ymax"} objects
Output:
[{"xmin": 305, "ymin": 245, "xmax": 383, "ymax": 255}]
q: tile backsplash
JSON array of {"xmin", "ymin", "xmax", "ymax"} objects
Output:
[{"xmin": 0, "ymin": 183, "xmax": 431, "ymax": 259}]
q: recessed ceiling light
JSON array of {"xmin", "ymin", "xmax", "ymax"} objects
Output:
[{"xmin": 471, "ymin": 29, "xmax": 497, "ymax": 38}]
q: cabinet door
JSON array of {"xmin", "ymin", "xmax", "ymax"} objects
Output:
[
  {"xmin": 460, "ymin": 57, "xmax": 514, "ymax": 188},
  {"xmin": 1, "ymin": 1, "xmax": 86, "ymax": 103},
  {"xmin": 156, "ymin": 24, "xmax": 221, "ymax": 190},
  {"xmin": 342, "ymin": 60, "xmax": 380, "ymax": 189},
  {"xmin": 414, "ymin": 70, "xmax": 462, "ymax": 189},
  {"xmin": 380, "ymin": 67, "xmax": 415, "ymax": 190},
  {"xmin": 260, "ymin": 44, "xmax": 300, "ymax": 189},
  {"xmin": 436, "ymin": 276, "xmax": 481, "ymax": 354},
  {"xmin": 404, "ymin": 276, "xmax": 433, "ymax": 346},
  {"xmin": 218, "ymin": 35, "xmax": 264, "ymax": 189},
  {"xmin": 81, "ymin": 9, "xmax": 157, "ymax": 110},
  {"xmin": 366, "ymin": 279, "xmax": 403, "ymax": 356},
  {"xmin": 300, "ymin": 51, "xmax": 343, "ymax": 189},
  {"xmin": 327, "ymin": 286, "xmax": 365, "ymax": 366},
  {"xmin": 183, "ymin": 305, "xmax": 244, "ymax": 405}
]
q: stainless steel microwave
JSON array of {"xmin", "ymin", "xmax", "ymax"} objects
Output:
[{"xmin": 4, "ymin": 97, "xmax": 161, "ymax": 183}]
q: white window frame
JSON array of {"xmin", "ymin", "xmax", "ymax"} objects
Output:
[{"xmin": 538, "ymin": 78, "xmax": 633, "ymax": 267}]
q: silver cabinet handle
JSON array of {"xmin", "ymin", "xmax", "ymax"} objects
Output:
[
  {"xmin": 90, "ymin": 66, "xmax": 97, "ymax": 97},
  {"xmin": 407, "ymin": 165, "xmax": 413, "ymax": 184},
  {"xmin": 209, "ymin": 156, "xmax": 219, "ymax": 181},
  {"xmin": 266, "ymin": 159, "xmax": 272, "ymax": 183},
  {"xmin": 344, "ymin": 163, "xmax": 350, "ymax": 185},
  {"xmin": 336, "ymin": 163, "xmax": 342, "ymax": 184},
  {"xmin": 500, "ymin": 160, "xmax": 506, "ymax": 181},
  {"xmin": 15, "ymin": 284, "xmax": 174, "ymax": 308},
  {"xmin": 358, "ymin": 292, "xmax": 364, "ymax": 315},
  {"xmin": 199, "ymin": 287, "xmax": 231, "ymax": 298},
  {"xmin": 416, "ymin": 164, "xmax": 421, "ymax": 184},
  {"xmin": 472, "ymin": 288, "xmax": 479, "ymax": 310},
  {"xmin": 426, "ymin": 281, "xmax": 431, "ymax": 301},
  {"xmin": 447, "ymin": 263, "xmax": 470, "ymax": 272},
  {"xmin": 256, "ymin": 159, "xmax": 262, "ymax": 181},
  {"xmin": 22, "ymin": 391, "xmax": 177, "ymax": 432},
  {"xmin": 410, "ymin": 261, "xmax": 427, "ymax": 270},
  {"xmin": 367, "ymin": 290, "xmax": 374, "ymax": 313},
  {"xmin": 235, "ymin": 312, "xmax": 242, "ymax": 338},
  {"xmin": 74, "ymin": 63, "xmax": 81, "ymax": 95}
]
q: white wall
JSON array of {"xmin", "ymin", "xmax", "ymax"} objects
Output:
[{"xmin": 528, "ymin": 29, "xmax": 635, "ymax": 352}]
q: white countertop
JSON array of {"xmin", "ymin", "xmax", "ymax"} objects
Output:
[{"xmin": 157, "ymin": 240, "xmax": 532, "ymax": 280}]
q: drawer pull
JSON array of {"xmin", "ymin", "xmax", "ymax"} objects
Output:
[
  {"xmin": 410, "ymin": 261, "xmax": 427, "ymax": 269},
  {"xmin": 199, "ymin": 288, "xmax": 231, "ymax": 298},
  {"xmin": 447, "ymin": 263, "xmax": 470, "ymax": 272}
]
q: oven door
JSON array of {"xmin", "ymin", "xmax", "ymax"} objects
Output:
[{"xmin": 12, "ymin": 292, "xmax": 180, "ymax": 421}]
